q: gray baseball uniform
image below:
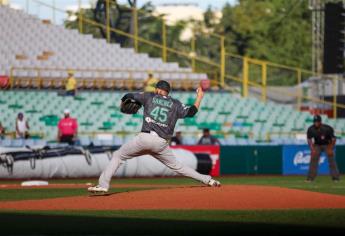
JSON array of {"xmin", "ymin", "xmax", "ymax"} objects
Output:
[{"xmin": 98, "ymin": 92, "xmax": 212, "ymax": 189}]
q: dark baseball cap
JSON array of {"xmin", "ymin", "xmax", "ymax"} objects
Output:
[
  {"xmin": 155, "ymin": 80, "xmax": 171, "ymax": 93},
  {"xmin": 313, "ymin": 115, "xmax": 322, "ymax": 122}
]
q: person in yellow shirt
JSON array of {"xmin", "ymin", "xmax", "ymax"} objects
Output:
[
  {"xmin": 65, "ymin": 70, "xmax": 77, "ymax": 96},
  {"xmin": 144, "ymin": 72, "xmax": 159, "ymax": 92}
]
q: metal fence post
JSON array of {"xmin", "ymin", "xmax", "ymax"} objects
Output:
[
  {"xmin": 9, "ymin": 67, "xmax": 14, "ymax": 89},
  {"xmin": 333, "ymin": 77, "xmax": 337, "ymax": 118},
  {"xmin": 297, "ymin": 69, "xmax": 302, "ymax": 111},
  {"xmin": 261, "ymin": 62, "xmax": 267, "ymax": 102},
  {"xmin": 78, "ymin": 0, "xmax": 83, "ymax": 34},
  {"xmin": 106, "ymin": 0, "xmax": 110, "ymax": 43},
  {"xmin": 52, "ymin": 0, "xmax": 55, "ymax": 24},
  {"xmin": 191, "ymin": 33, "xmax": 196, "ymax": 72},
  {"xmin": 162, "ymin": 18, "xmax": 167, "ymax": 62},
  {"xmin": 132, "ymin": 7, "xmax": 138, "ymax": 52},
  {"xmin": 220, "ymin": 36, "xmax": 225, "ymax": 87},
  {"xmin": 26, "ymin": 0, "xmax": 29, "ymax": 13},
  {"xmin": 242, "ymin": 57, "xmax": 249, "ymax": 97}
]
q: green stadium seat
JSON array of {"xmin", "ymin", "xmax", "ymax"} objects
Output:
[{"xmin": 1, "ymin": 90, "xmax": 344, "ymax": 142}]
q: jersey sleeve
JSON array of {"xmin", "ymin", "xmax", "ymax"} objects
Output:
[
  {"xmin": 307, "ymin": 127, "xmax": 313, "ymax": 139},
  {"xmin": 212, "ymin": 136, "xmax": 221, "ymax": 145},
  {"xmin": 123, "ymin": 92, "xmax": 150, "ymax": 105},
  {"xmin": 176, "ymin": 101, "xmax": 194, "ymax": 118},
  {"xmin": 329, "ymin": 126, "xmax": 336, "ymax": 138}
]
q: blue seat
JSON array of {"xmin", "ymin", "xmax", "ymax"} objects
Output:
[
  {"xmin": 282, "ymin": 138, "xmax": 295, "ymax": 144},
  {"xmin": 1, "ymin": 139, "xmax": 12, "ymax": 147},
  {"xmin": 236, "ymin": 139, "xmax": 249, "ymax": 145},
  {"xmin": 24, "ymin": 139, "xmax": 35, "ymax": 147},
  {"xmin": 12, "ymin": 139, "xmax": 24, "ymax": 147},
  {"xmin": 183, "ymin": 137, "xmax": 196, "ymax": 145},
  {"xmin": 247, "ymin": 140, "xmax": 257, "ymax": 145},
  {"xmin": 225, "ymin": 137, "xmax": 236, "ymax": 145},
  {"xmin": 101, "ymin": 139, "xmax": 113, "ymax": 146},
  {"xmin": 271, "ymin": 138, "xmax": 284, "ymax": 144},
  {"xmin": 91, "ymin": 139, "xmax": 102, "ymax": 146},
  {"xmin": 113, "ymin": 137, "xmax": 123, "ymax": 146},
  {"xmin": 294, "ymin": 139, "xmax": 306, "ymax": 145},
  {"xmin": 34, "ymin": 139, "xmax": 47, "ymax": 146},
  {"xmin": 80, "ymin": 137, "xmax": 91, "ymax": 146}
]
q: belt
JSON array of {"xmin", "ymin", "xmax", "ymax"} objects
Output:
[{"xmin": 142, "ymin": 131, "xmax": 169, "ymax": 141}]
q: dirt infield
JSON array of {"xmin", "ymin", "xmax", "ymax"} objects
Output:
[{"xmin": 1, "ymin": 185, "xmax": 345, "ymax": 210}]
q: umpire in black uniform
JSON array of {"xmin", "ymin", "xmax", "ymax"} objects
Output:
[{"xmin": 306, "ymin": 115, "xmax": 340, "ymax": 182}]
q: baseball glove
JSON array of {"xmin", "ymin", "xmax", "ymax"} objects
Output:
[{"xmin": 120, "ymin": 98, "xmax": 142, "ymax": 114}]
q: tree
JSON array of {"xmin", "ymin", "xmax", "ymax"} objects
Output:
[
  {"xmin": 93, "ymin": 0, "xmax": 136, "ymax": 46},
  {"xmin": 217, "ymin": 0, "xmax": 312, "ymax": 69},
  {"xmin": 65, "ymin": 0, "xmax": 313, "ymax": 85}
]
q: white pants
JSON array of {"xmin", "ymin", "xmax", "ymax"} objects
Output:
[{"xmin": 98, "ymin": 133, "xmax": 212, "ymax": 189}]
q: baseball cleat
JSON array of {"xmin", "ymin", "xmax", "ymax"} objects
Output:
[
  {"xmin": 332, "ymin": 178, "xmax": 340, "ymax": 183},
  {"xmin": 304, "ymin": 178, "xmax": 314, "ymax": 183},
  {"xmin": 87, "ymin": 185, "xmax": 108, "ymax": 193},
  {"xmin": 208, "ymin": 179, "xmax": 221, "ymax": 187}
]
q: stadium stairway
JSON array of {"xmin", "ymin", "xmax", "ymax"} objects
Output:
[{"xmin": 1, "ymin": 90, "xmax": 345, "ymax": 146}]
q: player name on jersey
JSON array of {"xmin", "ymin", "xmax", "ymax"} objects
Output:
[{"xmin": 152, "ymin": 97, "xmax": 173, "ymax": 108}]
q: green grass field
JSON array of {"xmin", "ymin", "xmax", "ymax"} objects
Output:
[{"xmin": 0, "ymin": 176, "xmax": 345, "ymax": 235}]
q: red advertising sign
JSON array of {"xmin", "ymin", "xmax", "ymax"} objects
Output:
[
  {"xmin": 171, "ymin": 145, "xmax": 220, "ymax": 177},
  {"xmin": 0, "ymin": 75, "xmax": 9, "ymax": 88}
]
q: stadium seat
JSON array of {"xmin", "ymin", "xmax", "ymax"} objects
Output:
[
  {"xmin": 11, "ymin": 139, "xmax": 24, "ymax": 147},
  {"xmin": 0, "ymin": 5, "xmax": 207, "ymax": 84},
  {"xmin": 1, "ymin": 90, "xmax": 345, "ymax": 145}
]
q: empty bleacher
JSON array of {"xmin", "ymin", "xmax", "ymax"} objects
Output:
[{"xmin": 0, "ymin": 5, "xmax": 207, "ymax": 86}]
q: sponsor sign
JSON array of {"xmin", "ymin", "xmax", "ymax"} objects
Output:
[
  {"xmin": 283, "ymin": 145, "xmax": 331, "ymax": 175},
  {"xmin": 171, "ymin": 145, "xmax": 220, "ymax": 176}
]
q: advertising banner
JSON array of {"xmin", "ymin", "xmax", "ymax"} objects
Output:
[
  {"xmin": 0, "ymin": 145, "xmax": 219, "ymax": 178},
  {"xmin": 171, "ymin": 145, "xmax": 220, "ymax": 176},
  {"xmin": 283, "ymin": 145, "xmax": 331, "ymax": 175}
]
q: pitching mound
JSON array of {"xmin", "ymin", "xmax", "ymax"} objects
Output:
[{"xmin": 1, "ymin": 185, "xmax": 345, "ymax": 210}]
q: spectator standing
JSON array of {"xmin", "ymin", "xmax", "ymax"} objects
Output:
[
  {"xmin": 198, "ymin": 128, "xmax": 220, "ymax": 145},
  {"xmin": 306, "ymin": 115, "xmax": 340, "ymax": 182},
  {"xmin": 170, "ymin": 131, "xmax": 183, "ymax": 145},
  {"xmin": 0, "ymin": 121, "xmax": 5, "ymax": 139},
  {"xmin": 16, "ymin": 112, "xmax": 30, "ymax": 139},
  {"xmin": 65, "ymin": 70, "xmax": 77, "ymax": 96},
  {"xmin": 58, "ymin": 109, "xmax": 78, "ymax": 145},
  {"xmin": 144, "ymin": 72, "xmax": 159, "ymax": 92}
]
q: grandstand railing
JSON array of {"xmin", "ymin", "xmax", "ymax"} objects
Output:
[
  {"xmin": 265, "ymin": 131, "xmax": 345, "ymax": 143},
  {"xmin": 2, "ymin": 0, "xmax": 344, "ymax": 119},
  {"xmin": 226, "ymin": 54, "xmax": 345, "ymax": 118},
  {"xmin": 1, "ymin": 130, "xmax": 254, "ymax": 143},
  {"xmin": 3, "ymin": 129, "xmax": 344, "ymax": 144},
  {"xmin": 3, "ymin": 130, "xmax": 344, "ymax": 143},
  {"xmin": 9, "ymin": 67, "xmax": 219, "ymax": 90},
  {"xmin": 2, "ymin": 131, "xmax": 44, "ymax": 139}
]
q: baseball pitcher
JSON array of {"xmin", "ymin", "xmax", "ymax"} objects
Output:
[{"xmin": 88, "ymin": 80, "xmax": 220, "ymax": 193}]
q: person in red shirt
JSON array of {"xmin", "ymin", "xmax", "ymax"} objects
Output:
[{"xmin": 57, "ymin": 109, "xmax": 78, "ymax": 145}]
